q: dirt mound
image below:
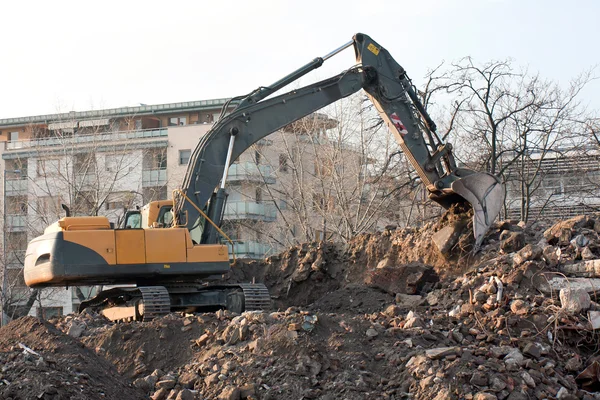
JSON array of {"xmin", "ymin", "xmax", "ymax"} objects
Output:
[
  {"xmin": 0, "ymin": 316, "xmax": 143, "ymax": 400},
  {"xmin": 228, "ymin": 208, "xmax": 492, "ymax": 310},
  {"xmin": 10, "ymin": 213, "xmax": 600, "ymax": 399}
]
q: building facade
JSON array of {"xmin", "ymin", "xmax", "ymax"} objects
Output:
[{"xmin": 504, "ymin": 148, "xmax": 600, "ymax": 221}]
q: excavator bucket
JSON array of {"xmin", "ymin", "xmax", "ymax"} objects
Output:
[{"xmin": 450, "ymin": 172, "xmax": 506, "ymax": 251}]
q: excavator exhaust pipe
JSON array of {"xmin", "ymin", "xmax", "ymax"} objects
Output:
[{"xmin": 450, "ymin": 172, "xmax": 506, "ymax": 251}]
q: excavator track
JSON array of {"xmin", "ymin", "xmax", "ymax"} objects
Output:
[
  {"xmin": 240, "ymin": 283, "xmax": 271, "ymax": 311},
  {"xmin": 138, "ymin": 286, "xmax": 171, "ymax": 321},
  {"xmin": 80, "ymin": 283, "xmax": 270, "ymax": 322}
]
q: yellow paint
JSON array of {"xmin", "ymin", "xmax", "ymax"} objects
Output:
[
  {"xmin": 115, "ymin": 230, "xmax": 146, "ymax": 264},
  {"xmin": 141, "ymin": 200, "xmax": 174, "ymax": 228},
  {"xmin": 187, "ymin": 244, "xmax": 229, "ymax": 263},
  {"xmin": 63, "ymin": 230, "xmax": 116, "ymax": 264},
  {"xmin": 145, "ymin": 228, "xmax": 187, "ymax": 263},
  {"xmin": 58, "ymin": 216, "xmax": 111, "ymax": 231},
  {"xmin": 367, "ymin": 43, "xmax": 380, "ymax": 56}
]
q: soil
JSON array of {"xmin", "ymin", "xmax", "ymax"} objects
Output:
[{"xmin": 3, "ymin": 213, "xmax": 600, "ymax": 399}]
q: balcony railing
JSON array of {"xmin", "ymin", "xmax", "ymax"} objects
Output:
[
  {"xmin": 5, "ymin": 214, "xmax": 26, "ymax": 231},
  {"xmin": 142, "ymin": 168, "xmax": 167, "ymax": 187},
  {"xmin": 5, "ymin": 128, "xmax": 168, "ymax": 151},
  {"xmin": 5, "ymin": 178, "xmax": 27, "ymax": 196},
  {"xmin": 298, "ymin": 134, "xmax": 362, "ymax": 153},
  {"xmin": 223, "ymin": 201, "xmax": 276, "ymax": 221},
  {"xmin": 228, "ymin": 162, "xmax": 275, "ymax": 184},
  {"xmin": 228, "ymin": 240, "xmax": 273, "ymax": 259},
  {"xmin": 5, "ymin": 250, "xmax": 26, "ymax": 269}
]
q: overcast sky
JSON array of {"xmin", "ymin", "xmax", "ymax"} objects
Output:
[{"xmin": 1, "ymin": 0, "xmax": 598, "ymax": 119}]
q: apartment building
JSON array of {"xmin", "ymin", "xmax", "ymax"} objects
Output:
[
  {"xmin": 504, "ymin": 148, "xmax": 600, "ymax": 221},
  {"xmin": 0, "ymin": 99, "xmax": 371, "ymax": 321}
]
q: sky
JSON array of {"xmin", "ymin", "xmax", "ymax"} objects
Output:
[{"xmin": 1, "ymin": 0, "xmax": 599, "ymax": 119}]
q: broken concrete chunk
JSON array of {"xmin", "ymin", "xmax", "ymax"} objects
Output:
[
  {"xmin": 426, "ymin": 347, "xmax": 458, "ymax": 360},
  {"xmin": 560, "ymin": 288, "xmax": 591, "ymax": 313},
  {"xmin": 589, "ymin": 311, "xmax": 600, "ymax": 330},
  {"xmin": 474, "ymin": 392, "xmax": 498, "ymax": 400},
  {"xmin": 432, "ymin": 220, "xmax": 467, "ymax": 255},
  {"xmin": 513, "ymin": 244, "xmax": 542, "ymax": 265},
  {"xmin": 366, "ymin": 328, "xmax": 379, "ymax": 338},
  {"xmin": 535, "ymin": 276, "xmax": 600, "ymax": 295},
  {"xmin": 218, "ymin": 386, "xmax": 241, "ymax": 400},
  {"xmin": 176, "ymin": 390, "xmax": 195, "ymax": 400},
  {"xmin": 510, "ymin": 299, "xmax": 528, "ymax": 315},
  {"xmin": 500, "ymin": 231, "xmax": 525, "ymax": 253},
  {"xmin": 395, "ymin": 293, "xmax": 423, "ymax": 307},
  {"xmin": 67, "ymin": 321, "xmax": 86, "ymax": 338},
  {"xmin": 561, "ymin": 259, "xmax": 600, "ymax": 277}
]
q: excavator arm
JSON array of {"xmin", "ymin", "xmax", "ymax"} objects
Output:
[{"xmin": 175, "ymin": 33, "xmax": 505, "ymax": 249}]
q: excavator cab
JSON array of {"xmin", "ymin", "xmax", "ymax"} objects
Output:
[{"xmin": 121, "ymin": 201, "xmax": 174, "ymax": 229}]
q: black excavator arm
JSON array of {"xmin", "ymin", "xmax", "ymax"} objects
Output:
[{"xmin": 175, "ymin": 33, "xmax": 505, "ymax": 249}]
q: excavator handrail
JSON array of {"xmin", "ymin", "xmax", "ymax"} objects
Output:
[{"xmin": 173, "ymin": 188, "xmax": 237, "ymax": 264}]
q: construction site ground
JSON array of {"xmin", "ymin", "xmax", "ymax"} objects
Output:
[{"xmin": 4, "ymin": 212, "xmax": 600, "ymax": 399}]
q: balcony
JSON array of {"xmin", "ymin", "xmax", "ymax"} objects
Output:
[
  {"xmin": 228, "ymin": 162, "xmax": 275, "ymax": 184},
  {"xmin": 4, "ymin": 128, "xmax": 168, "ymax": 151},
  {"xmin": 223, "ymin": 201, "xmax": 276, "ymax": 221},
  {"xmin": 6, "ymin": 214, "xmax": 26, "ymax": 231},
  {"xmin": 228, "ymin": 240, "xmax": 273, "ymax": 259},
  {"xmin": 142, "ymin": 168, "xmax": 167, "ymax": 187},
  {"xmin": 5, "ymin": 178, "xmax": 27, "ymax": 196},
  {"xmin": 5, "ymin": 250, "xmax": 26, "ymax": 269}
]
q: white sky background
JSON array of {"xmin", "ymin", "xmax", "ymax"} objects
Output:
[{"xmin": 0, "ymin": 0, "xmax": 598, "ymax": 119}]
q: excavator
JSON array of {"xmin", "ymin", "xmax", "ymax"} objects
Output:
[{"xmin": 23, "ymin": 33, "xmax": 505, "ymax": 321}]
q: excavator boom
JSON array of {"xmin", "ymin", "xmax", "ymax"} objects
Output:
[{"xmin": 176, "ymin": 33, "xmax": 505, "ymax": 249}]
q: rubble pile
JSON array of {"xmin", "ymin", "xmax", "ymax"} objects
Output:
[
  {"xmin": 0, "ymin": 316, "xmax": 144, "ymax": 400},
  {"xmin": 5, "ymin": 213, "xmax": 600, "ymax": 399}
]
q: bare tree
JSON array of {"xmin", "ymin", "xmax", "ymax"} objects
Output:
[
  {"xmin": 424, "ymin": 58, "xmax": 597, "ymax": 221},
  {"xmin": 1, "ymin": 114, "xmax": 149, "ymax": 321}
]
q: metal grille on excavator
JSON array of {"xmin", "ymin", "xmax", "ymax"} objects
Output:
[
  {"xmin": 239, "ymin": 283, "xmax": 271, "ymax": 311},
  {"xmin": 138, "ymin": 286, "xmax": 171, "ymax": 321}
]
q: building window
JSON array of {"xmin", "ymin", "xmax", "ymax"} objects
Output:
[
  {"xmin": 255, "ymin": 187, "xmax": 262, "ymax": 203},
  {"xmin": 74, "ymin": 153, "xmax": 96, "ymax": 174},
  {"xmin": 279, "ymin": 154, "xmax": 288, "ymax": 172},
  {"xmin": 106, "ymin": 201, "xmax": 125, "ymax": 210},
  {"xmin": 7, "ymin": 196, "xmax": 28, "ymax": 215},
  {"xmin": 73, "ymin": 191, "xmax": 96, "ymax": 215},
  {"xmin": 168, "ymin": 116, "xmax": 187, "ymax": 126},
  {"xmin": 543, "ymin": 175, "xmax": 563, "ymax": 196},
  {"xmin": 179, "ymin": 149, "xmax": 191, "ymax": 165},
  {"xmin": 254, "ymin": 151, "xmax": 261, "ymax": 165},
  {"xmin": 143, "ymin": 186, "xmax": 168, "ymax": 203},
  {"xmin": 9, "ymin": 131, "xmax": 18, "ymax": 141},
  {"xmin": 37, "ymin": 196, "xmax": 62, "ymax": 215},
  {"xmin": 143, "ymin": 149, "xmax": 167, "ymax": 170},
  {"xmin": 312, "ymin": 194, "xmax": 334, "ymax": 211},
  {"xmin": 280, "ymin": 199, "xmax": 287, "ymax": 210},
  {"xmin": 37, "ymin": 159, "xmax": 61, "ymax": 177}
]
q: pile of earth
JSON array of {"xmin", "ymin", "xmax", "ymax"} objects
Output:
[
  {"xmin": 4, "ymin": 213, "xmax": 600, "ymax": 399},
  {"xmin": 0, "ymin": 316, "xmax": 144, "ymax": 400}
]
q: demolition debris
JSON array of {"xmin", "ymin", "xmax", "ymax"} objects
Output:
[{"xmin": 4, "ymin": 214, "xmax": 600, "ymax": 399}]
